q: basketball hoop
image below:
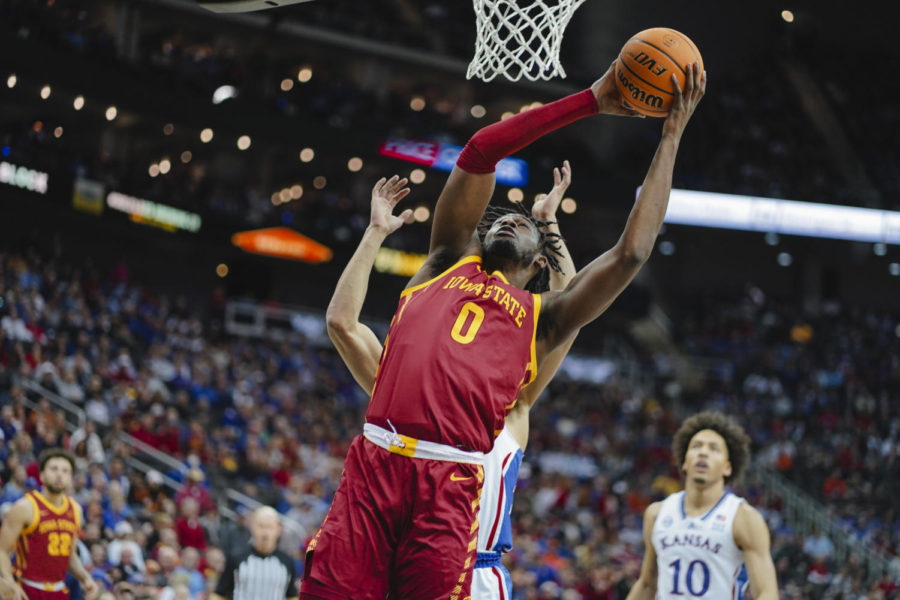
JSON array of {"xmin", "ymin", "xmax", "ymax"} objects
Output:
[{"xmin": 467, "ymin": 0, "xmax": 586, "ymax": 82}]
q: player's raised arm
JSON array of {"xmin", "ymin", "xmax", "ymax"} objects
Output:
[
  {"xmin": 507, "ymin": 162, "xmax": 579, "ymax": 449},
  {"xmin": 733, "ymin": 504, "xmax": 779, "ymax": 600},
  {"xmin": 625, "ymin": 502, "xmax": 661, "ymax": 600},
  {"xmin": 326, "ymin": 176, "xmax": 414, "ymax": 394},
  {"xmin": 537, "ymin": 63, "xmax": 706, "ymax": 356},
  {"xmin": 410, "ymin": 63, "xmax": 640, "ymax": 288},
  {"xmin": 515, "ymin": 160, "xmax": 578, "ymax": 411}
]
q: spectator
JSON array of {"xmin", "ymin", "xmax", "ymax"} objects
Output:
[
  {"xmin": 175, "ymin": 547, "xmax": 206, "ymax": 597},
  {"xmin": 175, "ymin": 468, "xmax": 215, "ymax": 514},
  {"xmin": 803, "ymin": 527, "xmax": 836, "ymax": 561},
  {"xmin": 107, "ymin": 521, "xmax": 147, "ymax": 573},
  {"xmin": 175, "ymin": 497, "xmax": 207, "ymax": 550},
  {"xmin": 0, "ymin": 465, "xmax": 27, "ymax": 503},
  {"xmin": 69, "ymin": 421, "xmax": 106, "ymax": 465}
]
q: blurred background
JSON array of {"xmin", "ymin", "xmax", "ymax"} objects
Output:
[{"xmin": 1, "ymin": 0, "xmax": 898, "ymax": 598}]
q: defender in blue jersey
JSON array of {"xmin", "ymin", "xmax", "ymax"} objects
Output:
[{"xmin": 322, "ymin": 167, "xmax": 578, "ymax": 599}]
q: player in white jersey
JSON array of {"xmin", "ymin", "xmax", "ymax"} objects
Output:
[
  {"xmin": 625, "ymin": 412, "xmax": 778, "ymax": 600},
  {"xmin": 323, "ymin": 167, "xmax": 578, "ymax": 600}
]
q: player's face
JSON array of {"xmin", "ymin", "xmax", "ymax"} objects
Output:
[
  {"xmin": 41, "ymin": 457, "xmax": 73, "ymax": 494},
  {"xmin": 483, "ymin": 214, "xmax": 541, "ymax": 265},
  {"xmin": 682, "ymin": 429, "xmax": 731, "ymax": 485}
]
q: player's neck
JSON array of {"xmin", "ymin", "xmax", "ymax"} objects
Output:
[
  {"xmin": 40, "ymin": 488, "xmax": 66, "ymax": 507},
  {"xmin": 683, "ymin": 481, "xmax": 726, "ymax": 517},
  {"xmin": 481, "ymin": 256, "xmax": 532, "ymax": 289}
]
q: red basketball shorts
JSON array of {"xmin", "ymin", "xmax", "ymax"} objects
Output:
[
  {"xmin": 21, "ymin": 584, "xmax": 68, "ymax": 600},
  {"xmin": 300, "ymin": 435, "xmax": 484, "ymax": 600}
]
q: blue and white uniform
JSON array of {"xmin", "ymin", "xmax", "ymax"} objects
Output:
[
  {"xmin": 651, "ymin": 491, "xmax": 750, "ymax": 600},
  {"xmin": 471, "ymin": 427, "xmax": 523, "ymax": 600}
]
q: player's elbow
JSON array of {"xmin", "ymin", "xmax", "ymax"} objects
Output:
[
  {"xmin": 617, "ymin": 241, "xmax": 652, "ymax": 268},
  {"xmin": 325, "ymin": 310, "xmax": 353, "ymax": 341}
]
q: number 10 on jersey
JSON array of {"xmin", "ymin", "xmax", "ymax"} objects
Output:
[{"xmin": 669, "ymin": 558, "xmax": 710, "ymax": 596}]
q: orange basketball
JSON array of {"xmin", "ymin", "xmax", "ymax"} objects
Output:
[{"xmin": 614, "ymin": 28, "xmax": 703, "ymax": 117}]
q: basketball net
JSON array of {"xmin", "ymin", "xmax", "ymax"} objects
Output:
[{"xmin": 467, "ymin": 0, "xmax": 586, "ymax": 82}]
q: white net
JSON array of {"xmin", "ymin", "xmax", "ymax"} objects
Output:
[{"xmin": 467, "ymin": 0, "xmax": 586, "ymax": 82}]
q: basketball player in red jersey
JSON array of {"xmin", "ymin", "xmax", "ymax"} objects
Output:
[
  {"xmin": 300, "ymin": 61, "xmax": 706, "ymax": 600},
  {"xmin": 0, "ymin": 449, "xmax": 98, "ymax": 600}
]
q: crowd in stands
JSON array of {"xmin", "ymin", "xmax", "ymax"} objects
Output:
[
  {"xmin": 2, "ymin": 234, "xmax": 899, "ymax": 600},
  {"xmin": 2, "ymin": 2, "xmax": 900, "ymax": 598},
  {"xmin": 670, "ymin": 289, "xmax": 900, "ymax": 561}
]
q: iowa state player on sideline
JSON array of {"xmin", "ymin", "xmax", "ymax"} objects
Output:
[
  {"xmin": 300, "ymin": 61, "xmax": 706, "ymax": 600},
  {"xmin": 0, "ymin": 449, "xmax": 98, "ymax": 600},
  {"xmin": 324, "ymin": 164, "xmax": 578, "ymax": 600}
]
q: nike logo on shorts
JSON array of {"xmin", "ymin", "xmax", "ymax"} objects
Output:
[{"xmin": 450, "ymin": 473, "xmax": 472, "ymax": 482}]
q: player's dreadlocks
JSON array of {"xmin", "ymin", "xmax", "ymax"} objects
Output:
[{"xmin": 476, "ymin": 203, "xmax": 565, "ymax": 293}]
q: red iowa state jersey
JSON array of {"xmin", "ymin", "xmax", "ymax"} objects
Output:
[
  {"xmin": 366, "ymin": 255, "xmax": 540, "ymax": 453},
  {"xmin": 16, "ymin": 492, "xmax": 82, "ymax": 583}
]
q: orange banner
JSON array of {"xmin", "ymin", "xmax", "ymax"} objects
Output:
[{"xmin": 231, "ymin": 227, "xmax": 332, "ymax": 263}]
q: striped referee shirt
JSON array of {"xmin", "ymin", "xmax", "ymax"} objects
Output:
[{"xmin": 215, "ymin": 547, "xmax": 297, "ymax": 600}]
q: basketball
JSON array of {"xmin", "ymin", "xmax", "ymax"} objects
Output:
[{"xmin": 614, "ymin": 28, "xmax": 703, "ymax": 117}]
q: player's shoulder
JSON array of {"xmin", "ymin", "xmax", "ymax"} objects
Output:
[
  {"xmin": 644, "ymin": 500, "xmax": 664, "ymax": 523},
  {"xmin": 5, "ymin": 493, "xmax": 37, "ymax": 524},
  {"xmin": 734, "ymin": 501, "xmax": 765, "ymax": 527},
  {"xmin": 733, "ymin": 502, "xmax": 769, "ymax": 547}
]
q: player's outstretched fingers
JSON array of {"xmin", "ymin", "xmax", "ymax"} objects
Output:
[
  {"xmin": 670, "ymin": 74, "xmax": 684, "ymax": 111},
  {"xmin": 391, "ymin": 187, "xmax": 411, "ymax": 205}
]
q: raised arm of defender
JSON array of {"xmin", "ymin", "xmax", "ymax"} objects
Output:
[
  {"xmin": 536, "ymin": 63, "xmax": 706, "ymax": 359},
  {"xmin": 325, "ymin": 176, "xmax": 413, "ymax": 394}
]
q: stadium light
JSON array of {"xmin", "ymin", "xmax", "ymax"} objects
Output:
[{"xmin": 212, "ymin": 85, "xmax": 238, "ymax": 104}]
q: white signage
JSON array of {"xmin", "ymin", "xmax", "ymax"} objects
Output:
[
  {"xmin": 106, "ymin": 192, "xmax": 202, "ymax": 232},
  {"xmin": 646, "ymin": 188, "xmax": 900, "ymax": 244},
  {"xmin": 0, "ymin": 161, "xmax": 49, "ymax": 195}
]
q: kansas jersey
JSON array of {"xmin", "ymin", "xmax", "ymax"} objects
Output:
[
  {"xmin": 366, "ymin": 256, "xmax": 540, "ymax": 453},
  {"xmin": 476, "ymin": 427, "xmax": 523, "ymax": 553},
  {"xmin": 651, "ymin": 491, "xmax": 748, "ymax": 600},
  {"xmin": 472, "ymin": 427, "xmax": 523, "ymax": 600},
  {"xmin": 16, "ymin": 492, "xmax": 82, "ymax": 583}
]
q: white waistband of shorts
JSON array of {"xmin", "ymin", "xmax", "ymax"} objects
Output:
[
  {"xmin": 363, "ymin": 423, "xmax": 484, "ymax": 465},
  {"xmin": 21, "ymin": 579, "xmax": 67, "ymax": 592}
]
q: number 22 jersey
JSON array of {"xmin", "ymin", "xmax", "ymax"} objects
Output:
[
  {"xmin": 366, "ymin": 256, "xmax": 540, "ymax": 454},
  {"xmin": 16, "ymin": 491, "xmax": 82, "ymax": 583},
  {"xmin": 651, "ymin": 491, "xmax": 749, "ymax": 600}
]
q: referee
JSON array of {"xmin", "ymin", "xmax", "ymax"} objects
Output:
[{"xmin": 212, "ymin": 507, "xmax": 298, "ymax": 600}]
